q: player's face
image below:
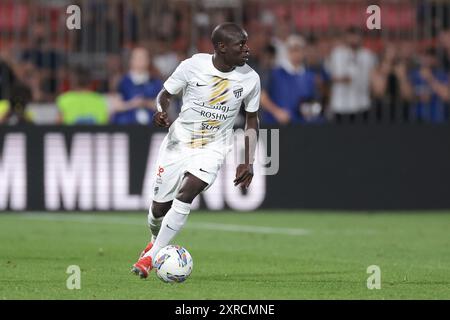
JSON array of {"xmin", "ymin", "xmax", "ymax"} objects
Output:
[{"xmin": 225, "ymin": 32, "xmax": 250, "ymax": 67}]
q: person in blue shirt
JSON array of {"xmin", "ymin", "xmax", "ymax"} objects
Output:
[
  {"xmin": 111, "ymin": 47, "xmax": 163, "ymax": 125},
  {"xmin": 260, "ymin": 35, "xmax": 324, "ymax": 125},
  {"xmin": 409, "ymin": 48, "xmax": 450, "ymax": 123}
]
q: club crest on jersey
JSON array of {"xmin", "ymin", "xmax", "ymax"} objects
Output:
[{"xmin": 233, "ymin": 85, "xmax": 243, "ymax": 99}]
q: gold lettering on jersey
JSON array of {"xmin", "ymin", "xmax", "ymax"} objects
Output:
[{"xmin": 209, "ymin": 76, "xmax": 230, "ymax": 105}]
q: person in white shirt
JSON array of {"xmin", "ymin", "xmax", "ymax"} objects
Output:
[
  {"xmin": 131, "ymin": 23, "xmax": 261, "ymax": 279},
  {"xmin": 327, "ymin": 27, "xmax": 377, "ymax": 123}
]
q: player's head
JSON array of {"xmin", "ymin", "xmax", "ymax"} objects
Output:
[
  {"xmin": 130, "ymin": 47, "xmax": 150, "ymax": 72},
  {"xmin": 211, "ymin": 23, "xmax": 249, "ymax": 67}
]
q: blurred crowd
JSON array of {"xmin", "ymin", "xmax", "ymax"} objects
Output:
[{"xmin": 1, "ymin": 0, "xmax": 450, "ymax": 126}]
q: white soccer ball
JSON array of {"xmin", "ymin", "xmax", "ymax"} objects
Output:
[{"xmin": 154, "ymin": 245, "xmax": 193, "ymax": 283}]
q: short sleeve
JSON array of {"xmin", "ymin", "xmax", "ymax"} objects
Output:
[
  {"xmin": 243, "ymin": 74, "xmax": 261, "ymax": 112},
  {"xmin": 163, "ymin": 59, "xmax": 189, "ymax": 95}
]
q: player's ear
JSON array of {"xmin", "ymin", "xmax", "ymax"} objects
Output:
[{"xmin": 217, "ymin": 41, "xmax": 227, "ymax": 54}]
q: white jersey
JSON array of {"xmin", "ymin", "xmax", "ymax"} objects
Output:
[{"xmin": 163, "ymin": 53, "xmax": 260, "ymax": 151}]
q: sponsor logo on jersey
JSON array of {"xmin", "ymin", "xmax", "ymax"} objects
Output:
[
  {"xmin": 157, "ymin": 166, "xmax": 164, "ymax": 177},
  {"xmin": 201, "ymin": 122, "xmax": 220, "ymax": 132},
  {"xmin": 205, "ymin": 104, "xmax": 230, "ymax": 113},
  {"xmin": 200, "ymin": 110, "xmax": 227, "ymax": 121}
]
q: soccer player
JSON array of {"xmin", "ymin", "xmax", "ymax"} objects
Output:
[{"xmin": 131, "ymin": 23, "xmax": 261, "ymax": 278}]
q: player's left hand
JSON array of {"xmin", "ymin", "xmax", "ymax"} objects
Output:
[{"xmin": 234, "ymin": 164, "xmax": 254, "ymax": 189}]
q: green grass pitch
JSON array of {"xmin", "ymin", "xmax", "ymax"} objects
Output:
[{"xmin": 0, "ymin": 211, "xmax": 449, "ymax": 299}]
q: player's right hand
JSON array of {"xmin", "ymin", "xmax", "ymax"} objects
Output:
[{"xmin": 153, "ymin": 111, "xmax": 170, "ymax": 127}]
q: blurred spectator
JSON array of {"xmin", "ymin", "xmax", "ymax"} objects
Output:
[
  {"xmin": 2, "ymin": 0, "xmax": 450, "ymax": 127},
  {"xmin": 0, "ymin": 59, "xmax": 15, "ymax": 103},
  {"xmin": 371, "ymin": 43, "xmax": 414, "ymax": 123},
  {"xmin": 75, "ymin": 0, "xmax": 124, "ymax": 53},
  {"xmin": 0, "ymin": 59, "xmax": 33, "ymax": 125},
  {"xmin": 1, "ymin": 84, "xmax": 34, "ymax": 125},
  {"xmin": 110, "ymin": 47, "xmax": 162, "ymax": 125},
  {"xmin": 248, "ymin": 43, "xmax": 276, "ymax": 90},
  {"xmin": 408, "ymin": 48, "xmax": 449, "ymax": 123},
  {"xmin": 20, "ymin": 18, "xmax": 64, "ymax": 101},
  {"xmin": 0, "ymin": 100, "xmax": 8, "ymax": 124},
  {"xmin": 327, "ymin": 28, "xmax": 377, "ymax": 123},
  {"xmin": 417, "ymin": 0, "xmax": 450, "ymax": 38},
  {"xmin": 153, "ymin": 39, "xmax": 181, "ymax": 79},
  {"xmin": 437, "ymin": 28, "xmax": 450, "ymax": 72},
  {"xmin": 97, "ymin": 54, "xmax": 124, "ymax": 93},
  {"xmin": 244, "ymin": 41, "xmax": 276, "ymax": 127},
  {"xmin": 261, "ymin": 35, "xmax": 323, "ymax": 124},
  {"xmin": 272, "ymin": 19, "xmax": 291, "ymax": 67},
  {"xmin": 56, "ymin": 67, "xmax": 108, "ymax": 125},
  {"xmin": 304, "ymin": 35, "xmax": 331, "ymax": 115}
]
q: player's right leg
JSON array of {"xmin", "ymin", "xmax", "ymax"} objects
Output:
[
  {"xmin": 131, "ymin": 135, "xmax": 186, "ymax": 278},
  {"xmin": 140, "ymin": 173, "xmax": 207, "ymax": 269},
  {"xmin": 139, "ymin": 148, "xmax": 223, "ymax": 273},
  {"xmin": 132, "ymin": 174, "xmax": 207, "ymax": 279},
  {"xmin": 132, "ymin": 200, "xmax": 175, "ymax": 278}
]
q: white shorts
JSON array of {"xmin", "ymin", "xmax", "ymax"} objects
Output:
[{"xmin": 150, "ymin": 134, "xmax": 227, "ymax": 203}]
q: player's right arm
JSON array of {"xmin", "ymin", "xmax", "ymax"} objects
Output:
[
  {"xmin": 153, "ymin": 89, "xmax": 172, "ymax": 127},
  {"xmin": 153, "ymin": 58, "xmax": 191, "ymax": 128}
]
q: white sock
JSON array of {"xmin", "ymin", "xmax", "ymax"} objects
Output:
[
  {"xmin": 144, "ymin": 199, "xmax": 191, "ymax": 261},
  {"xmin": 147, "ymin": 208, "xmax": 163, "ymax": 243}
]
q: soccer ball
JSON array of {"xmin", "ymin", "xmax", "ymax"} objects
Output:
[{"xmin": 153, "ymin": 245, "xmax": 193, "ymax": 283}]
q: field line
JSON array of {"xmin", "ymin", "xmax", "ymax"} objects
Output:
[
  {"xmin": 16, "ymin": 213, "xmax": 310, "ymax": 236},
  {"xmin": 188, "ymin": 222, "xmax": 310, "ymax": 235}
]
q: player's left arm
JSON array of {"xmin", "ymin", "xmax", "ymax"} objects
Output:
[{"xmin": 234, "ymin": 110, "xmax": 259, "ymax": 189}]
